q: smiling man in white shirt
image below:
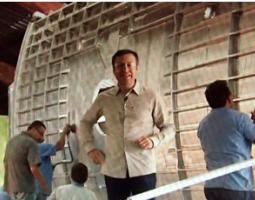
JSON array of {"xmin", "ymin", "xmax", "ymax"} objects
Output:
[{"xmin": 79, "ymin": 49, "xmax": 175, "ymax": 200}]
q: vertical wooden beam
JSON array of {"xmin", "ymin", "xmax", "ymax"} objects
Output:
[
  {"xmin": 0, "ymin": 61, "xmax": 15, "ymax": 85},
  {"xmin": 228, "ymin": 2, "xmax": 242, "ymax": 109},
  {"xmin": 171, "ymin": 2, "xmax": 192, "ymax": 200}
]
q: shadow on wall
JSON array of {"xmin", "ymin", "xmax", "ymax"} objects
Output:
[{"xmin": 0, "ymin": 116, "xmax": 9, "ymax": 186}]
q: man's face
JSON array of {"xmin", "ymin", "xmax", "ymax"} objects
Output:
[
  {"xmin": 33, "ymin": 126, "xmax": 46, "ymax": 143},
  {"xmin": 113, "ymin": 53, "xmax": 138, "ymax": 90}
]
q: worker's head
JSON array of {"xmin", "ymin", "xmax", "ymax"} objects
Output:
[
  {"xmin": 112, "ymin": 49, "xmax": 139, "ymax": 91},
  {"xmin": 112, "ymin": 49, "xmax": 139, "ymax": 68},
  {"xmin": 205, "ymin": 80, "xmax": 233, "ymax": 109},
  {"xmin": 71, "ymin": 162, "xmax": 88, "ymax": 185},
  {"xmin": 27, "ymin": 120, "xmax": 46, "ymax": 143}
]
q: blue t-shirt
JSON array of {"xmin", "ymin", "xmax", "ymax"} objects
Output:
[
  {"xmin": 35, "ymin": 143, "xmax": 57, "ymax": 195},
  {"xmin": 0, "ymin": 187, "xmax": 10, "ymax": 200},
  {"xmin": 198, "ymin": 107, "xmax": 255, "ymax": 191}
]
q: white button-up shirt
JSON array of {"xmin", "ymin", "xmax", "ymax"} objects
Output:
[
  {"xmin": 79, "ymin": 82, "xmax": 175, "ymax": 178},
  {"xmin": 47, "ymin": 184, "xmax": 97, "ymax": 200}
]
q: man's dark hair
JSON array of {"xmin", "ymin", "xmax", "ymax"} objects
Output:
[
  {"xmin": 205, "ymin": 80, "xmax": 231, "ymax": 109},
  {"xmin": 71, "ymin": 162, "xmax": 88, "ymax": 184},
  {"xmin": 112, "ymin": 49, "xmax": 139, "ymax": 67},
  {"xmin": 27, "ymin": 120, "xmax": 46, "ymax": 131}
]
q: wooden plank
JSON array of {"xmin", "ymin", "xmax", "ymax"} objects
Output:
[
  {"xmin": 170, "ymin": 2, "xmax": 193, "ymax": 200},
  {"xmin": 0, "ymin": 61, "xmax": 15, "ymax": 85},
  {"xmin": 17, "ymin": 2, "xmax": 64, "ymax": 15},
  {"xmin": 228, "ymin": 3, "xmax": 242, "ymax": 109}
]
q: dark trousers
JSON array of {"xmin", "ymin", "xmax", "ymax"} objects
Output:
[
  {"xmin": 105, "ymin": 173, "xmax": 156, "ymax": 200},
  {"xmin": 204, "ymin": 187, "xmax": 255, "ymax": 200}
]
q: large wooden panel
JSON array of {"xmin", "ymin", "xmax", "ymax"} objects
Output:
[{"xmin": 11, "ymin": 2, "xmax": 255, "ymax": 200}]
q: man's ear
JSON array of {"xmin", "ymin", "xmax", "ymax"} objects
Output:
[{"xmin": 226, "ymin": 95, "xmax": 233, "ymax": 107}]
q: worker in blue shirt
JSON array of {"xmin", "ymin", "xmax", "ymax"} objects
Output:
[
  {"xmin": 198, "ymin": 80, "xmax": 255, "ymax": 200},
  {"xmin": 0, "ymin": 187, "xmax": 10, "ymax": 200},
  {"xmin": 35, "ymin": 124, "xmax": 76, "ymax": 200}
]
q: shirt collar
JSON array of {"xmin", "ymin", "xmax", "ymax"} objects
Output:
[
  {"xmin": 113, "ymin": 80, "xmax": 141, "ymax": 96},
  {"xmin": 22, "ymin": 131, "xmax": 32, "ymax": 138},
  {"xmin": 211, "ymin": 107, "xmax": 228, "ymax": 112},
  {"xmin": 72, "ymin": 181, "xmax": 84, "ymax": 187}
]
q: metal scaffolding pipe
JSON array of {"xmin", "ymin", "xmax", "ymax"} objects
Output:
[{"xmin": 127, "ymin": 159, "xmax": 255, "ymax": 200}]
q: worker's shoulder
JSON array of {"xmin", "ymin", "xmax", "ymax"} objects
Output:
[
  {"xmin": 140, "ymin": 86, "xmax": 155, "ymax": 93},
  {"xmin": 140, "ymin": 86, "xmax": 158, "ymax": 99},
  {"xmin": 98, "ymin": 86, "xmax": 115, "ymax": 95}
]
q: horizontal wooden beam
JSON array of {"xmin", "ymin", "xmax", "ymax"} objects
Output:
[{"xmin": 17, "ymin": 2, "xmax": 64, "ymax": 15}]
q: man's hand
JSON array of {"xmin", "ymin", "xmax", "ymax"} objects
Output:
[
  {"xmin": 63, "ymin": 124, "xmax": 72, "ymax": 136},
  {"xmin": 70, "ymin": 124, "xmax": 77, "ymax": 133},
  {"xmin": 88, "ymin": 149, "xmax": 105, "ymax": 165},
  {"xmin": 135, "ymin": 136, "xmax": 154, "ymax": 149},
  {"xmin": 251, "ymin": 109, "xmax": 255, "ymax": 123},
  {"xmin": 56, "ymin": 124, "xmax": 75, "ymax": 151}
]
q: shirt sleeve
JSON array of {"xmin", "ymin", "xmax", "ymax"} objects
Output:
[
  {"xmin": 79, "ymin": 96, "xmax": 103, "ymax": 153},
  {"xmin": 39, "ymin": 143, "xmax": 57, "ymax": 157},
  {"xmin": 46, "ymin": 189, "xmax": 56, "ymax": 200},
  {"xmin": 92, "ymin": 192, "xmax": 98, "ymax": 200},
  {"xmin": 239, "ymin": 113, "xmax": 255, "ymax": 142},
  {"xmin": 27, "ymin": 140, "xmax": 41, "ymax": 166},
  {"xmin": 88, "ymin": 191, "xmax": 98, "ymax": 200},
  {"xmin": 150, "ymin": 92, "xmax": 176, "ymax": 147},
  {"xmin": 3, "ymin": 142, "xmax": 8, "ymax": 163}
]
